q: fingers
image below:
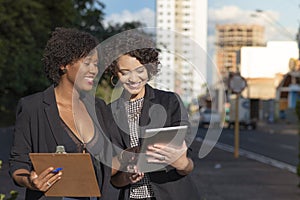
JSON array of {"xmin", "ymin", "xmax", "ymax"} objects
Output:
[
  {"xmin": 146, "ymin": 144, "xmax": 188, "ymax": 164},
  {"xmin": 128, "ymin": 172, "xmax": 144, "ymax": 183},
  {"xmin": 29, "ymin": 167, "xmax": 62, "ymax": 192},
  {"xmin": 145, "ymin": 150, "xmax": 168, "ymax": 163}
]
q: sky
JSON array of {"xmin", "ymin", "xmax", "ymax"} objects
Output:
[
  {"xmin": 100, "ymin": 0, "xmax": 300, "ymax": 36},
  {"xmin": 100, "ymin": 0, "xmax": 300, "ymax": 57}
]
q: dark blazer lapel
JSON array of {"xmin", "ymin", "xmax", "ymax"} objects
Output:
[
  {"xmin": 43, "ymin": 86, "xmax": 64, "ymax": 145},
  {"xmin": 111, "ymin": 98, "xmax": 131, "ymax": 147},
  {"xmin": 140, "ymin": 84, "xmax": 167, "ymax": 132},
  {"xmin": 140, "ymin": 84, "xmax": 155, "ymax": 127},
  {"xmin": 139, "ymin": 84, "xmax": 156, "ymax": 140}
]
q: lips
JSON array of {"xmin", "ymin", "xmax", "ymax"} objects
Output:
[
  {"xmin": 125, "ymin": 81, "xmax": 143, "ymax": 89},
  {"xmin": 84, "ymin": 76, "xmax": 95, "ymax": 85}
]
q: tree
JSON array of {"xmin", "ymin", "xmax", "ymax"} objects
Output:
[
  {"xmin": 0, "ymin": 0, "xmax": 50, "ymax": 125},
  {"xmin": 0, "ymin": 0, "xmax": 143, "ymax": 126}
]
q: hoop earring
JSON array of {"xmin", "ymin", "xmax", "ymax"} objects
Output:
[
  {"xmin": 59, "ymin": 68, "xmax": 67, "ymax": 75},
  {"xmin": 110, "ymin": 75, "xmax": 118, "ymax": 86}
]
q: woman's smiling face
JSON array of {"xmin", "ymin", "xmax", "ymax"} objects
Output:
[
  {"xmin": 117, "ymin": 54, "xmax": 148, "ymax": 100},
  {"xmin": 67, "ymin": 50, "xmax": 99, "ymax": 92}
]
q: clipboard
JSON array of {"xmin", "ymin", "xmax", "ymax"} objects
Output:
[
  {"xmin": 29, "ymin": 153, "xmax": 101, "ymax": 197},
  {"xmin": 137, "ymin": 125, "xmax": 188, "ymax": 172}
]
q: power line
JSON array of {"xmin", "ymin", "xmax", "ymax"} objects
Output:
[{"xmin": 255, "ymin": 9, "xmax": 295, "ymax": 40}]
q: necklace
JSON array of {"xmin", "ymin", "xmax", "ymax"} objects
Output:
[
  {"xmin": 126, "ymin": 98, "xmax": 144, "ymax": 121},
  {"xmin": 128, "ymin": 107, "xmax": 142, "ymax": 121}
]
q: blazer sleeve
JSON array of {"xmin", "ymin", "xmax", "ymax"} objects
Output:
[
  {"xmin": 168, "ymin": 93, "xmax": 194, "ymax": 157},
  {"xmin": 9, "ymin": 98, "xmax": 33, "ymax": 177}
]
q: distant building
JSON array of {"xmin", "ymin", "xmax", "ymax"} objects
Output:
[
  {"xmin": 215, "ymin": 24, "xmax": 265, "ymax": 76},
  {"xmin": 277, "ymin": 70, "xmax": 300, "ymax": 108},
  {"xmin": 213, "ymin": 24, "xmax": 265, "ymax": 113},
  {"xmin": 276, "ymin": 69, "xmax": 300, "ymax": 123},
  {"xmin": 154, "ymin": 0, "xmax": 208, "ymax": 105},
  {"xmin": 240, "ymin": 41, "xmax": 299, "ymax": 99}
]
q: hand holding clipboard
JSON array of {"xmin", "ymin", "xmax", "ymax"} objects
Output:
[{"xmin": 29, "ymin": 152, "xmax": 101, "ymax": 197}]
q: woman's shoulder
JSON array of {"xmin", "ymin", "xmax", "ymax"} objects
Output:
[
  {"xmin": 151, "ymin": 87, "xmax": 180, "ymax": 103},
  {"xmin": 18, "ymin": 90, "xmax": 45, "ymax": 106},
  {"xmin": 17, "ymin": 86, "xmax": 54, "ymax": 110}
]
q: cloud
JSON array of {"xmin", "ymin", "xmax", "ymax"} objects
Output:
[
  {"xmin": 208, "ymin": 5, "xmax": 297, "ymax": 40},
  {"xmin": 104, "ymin": 8, "xmax": 155, "ymax": 28},
  {"xmin": 207, "ymin": 5, "xmax": 297, "ymax": 57}
]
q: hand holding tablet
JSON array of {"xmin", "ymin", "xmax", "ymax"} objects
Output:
[{"xmin": 137, "ymin": 125, "xmax": 188, "ymax": 172}]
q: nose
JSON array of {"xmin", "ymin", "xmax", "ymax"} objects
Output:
[
  {"xmin": 89, "ymin": 64, "xmax": 98, "ymax": 75},
  {"xmin": 128, "ymin": 71, "xmax": 140, "ymax": 82}
]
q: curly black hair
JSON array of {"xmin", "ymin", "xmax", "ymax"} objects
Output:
[
  {"xmin": 102, "ymin": 30, "xmax": 161, "ymax": 81},
  {"xmin": 43, "ymin": 27, "xmax": 99, "ymax": 86},
  {"xmin": 107, "ymin": 48, "xmax": 161, "ymax": 80}
]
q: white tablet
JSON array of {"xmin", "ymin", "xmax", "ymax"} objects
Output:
[{"xmin": 137, "ymin": 125, "xmax": 188, "ymax": 172}]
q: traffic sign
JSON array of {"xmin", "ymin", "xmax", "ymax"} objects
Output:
[{"xmin": 229, "ymin": 73, "xmax": 247, "ymax": 94}]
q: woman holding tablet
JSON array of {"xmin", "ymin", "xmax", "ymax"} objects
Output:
[{"xmin": 106, "ymin": 33, "xmax": 199, "ymax": 200}]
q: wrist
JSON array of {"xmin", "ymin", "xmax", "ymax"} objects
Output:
[
  {"xmin": 176, "ymin": 157, "xmax": 190, "ymax": 171},
  {"xmin": 176, "ymin": 157, "xmax": 194, "ymax": 176},
  {"xmin": 25, "ymin": 176, "xmax": 34, "ymax": 189}
]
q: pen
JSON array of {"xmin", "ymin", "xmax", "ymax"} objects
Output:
[{"xmin": 52, "ymin": 167, "xmax": 63, "ymax": 173}]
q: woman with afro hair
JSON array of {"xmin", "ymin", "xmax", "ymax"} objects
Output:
[{"xmin": 9, "ymin": 27, "xmax": 118, "ymax": 200}]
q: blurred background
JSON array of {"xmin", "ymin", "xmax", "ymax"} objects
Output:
[{"xmin": 0, "ymin": 0, "xmax": 300, "ymax": 199}]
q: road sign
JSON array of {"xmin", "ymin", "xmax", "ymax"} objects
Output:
[{"xmin": 229, "ymin": 73, "xmax": 247, "ymax": 94}]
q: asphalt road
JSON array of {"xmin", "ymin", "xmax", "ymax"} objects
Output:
[
  {"xmin": 1, "ymin": 126, "xmax": 299, "ymax": 199},
  {"xmin": 197, "ymin": 127, "xmax": 298, "ymax": 166}
]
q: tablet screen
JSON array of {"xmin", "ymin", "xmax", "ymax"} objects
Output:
[{"xmin": 137, "ymin": 125, "xmax": 188, "ymax": 172}]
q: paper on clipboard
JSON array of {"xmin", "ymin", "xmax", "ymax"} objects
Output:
[
  {"xmin": 137, "ymin": 125, "xmax": 188, "ymax": 172},
  {"xmin": 29, "ymin": 153, "xmax": 101, "ymax": 197}
]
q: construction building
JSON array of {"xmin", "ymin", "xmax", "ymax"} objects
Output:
[{"xmin": 215, "ymin": 24, "xmax": 265, "ymax": 77}]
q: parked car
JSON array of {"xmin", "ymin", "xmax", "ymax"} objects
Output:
[
  {"xmin": 225, "ymin": 97, "xmax": 256, "ymax": 130},
  {"xmin": 189, "ymin": 108, "xmax": 222, "ymax": 128},
  {"xmin": 199, "ymin": 108, "xmax": 221, "ymax": 128},
  {"xmin": 189, "ymin": 112, "xmax": 201, "ymax": 127}
]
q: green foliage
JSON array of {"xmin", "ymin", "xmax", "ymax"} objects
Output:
[
  {"xmin": 0, "ymin": 0, "xmax": 79, "ymax": 126},
  {"xmin": 0, "ymin": 0, "xmax": 142, "ymax": 126},
  {"xmin": 0, "ymin": 160, "xmax": 18, "ymax": 200},
  {"xmin": 5, "ymin": 190, "xmax": 18, "ymax": 200},
  {"xmin": 0, "ymin": 190, "xmax": 18, "ymax": 200}
]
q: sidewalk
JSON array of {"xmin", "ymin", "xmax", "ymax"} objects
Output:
[
  {"xmin": 1, "ymin": 128, "xmax": 299, "ymax": 199},
  {"xmin": 190, "ymin": 141, "xmax": 300, "ymax": 200}
]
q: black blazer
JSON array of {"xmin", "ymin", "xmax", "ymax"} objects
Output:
[
  {"xmin": 9, "ymin": 85, "xmax": 117, "ymax": 200},
  {"xmin": 109, "ymin": 84, "xmax": 200, "ymax": 200}
]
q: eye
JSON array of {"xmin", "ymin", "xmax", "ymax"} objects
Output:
[
  {"xmin": 119, "ymin": 70, "xmax": 130, "ymax": 76},
  {"xmin": 136, "ymin": 67, "xmax": 145, "ymax": 73},
  {"xmin": 84, "ymin": 62, "xmax": 90, "ymax": 65}
]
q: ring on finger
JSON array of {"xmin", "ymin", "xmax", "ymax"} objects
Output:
[
  {"xmin": 159, "ymin": 156, "xmax": 165, "ymax": 161},
  {"xmin": 46, "ymin": 181, "xmax": 51, "ymax": 187}
]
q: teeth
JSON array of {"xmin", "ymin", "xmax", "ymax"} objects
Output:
[
  {"xmin": 84, "ymin": 77, "xmax": 94, "ymax": 81},
  {"xmin": 127, "ymin": 82, "xmax": 141, "ymax": 86}
]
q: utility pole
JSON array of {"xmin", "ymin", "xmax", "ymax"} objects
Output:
[{"xmin": 229, "ymin": 73, "xmax": 247, "ymax": 158}]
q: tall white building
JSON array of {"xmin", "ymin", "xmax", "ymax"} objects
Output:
[{"xmin": 154, "ymin": 0, "xmax": 208, "ymax": 105}]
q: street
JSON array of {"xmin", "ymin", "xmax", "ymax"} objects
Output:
[
  {"xmin": 197, "ymin": 125, "xmax": 298, "ymax": 167},
  {"xmin": 1, "ymin": 124, "xmax": 299, "ymax": 199}
]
